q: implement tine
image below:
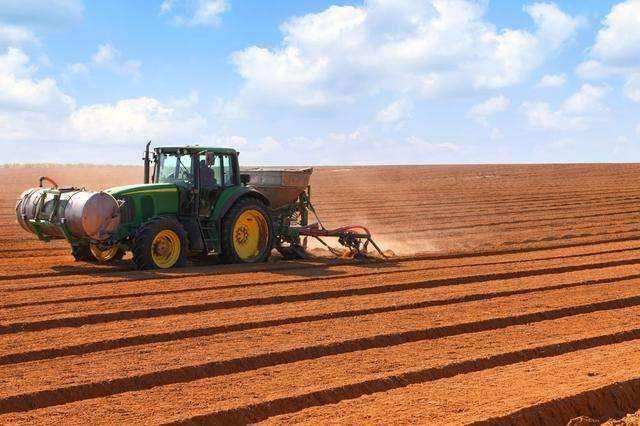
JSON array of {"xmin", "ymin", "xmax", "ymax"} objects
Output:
[
  {"xmin": 367, "ymin": 236, "xmax": 387, "ymax": 258},
  {"xmin": 313, "ymin": 236, "xmax": 343, "ymax": 257}
]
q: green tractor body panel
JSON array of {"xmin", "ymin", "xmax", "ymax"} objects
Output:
[
  {"xmin": 106, "ymin": 183, "xmax": 180, "ymax": 240},
  {"xmin": 210, "ymin": 186, "xmax": 269, "ymax": 222}
]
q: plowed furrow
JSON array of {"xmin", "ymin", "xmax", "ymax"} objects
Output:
[
  {"xmin": 5, "ymin": 243, "xmax": 640, "ymax": 310},
  {"xmin": 260, "ymin": 341, "xmax": 640, "ymax": 425},
  {"xmin": 7, "ymin": 251, "xmax": 640, "ymax": 328},
  {"xmin": 172, "ymin": 330, "xmax": 640, "ymax": 425},
  {"xmin": 1, "ymin": 304, "xmax": 639, "ymax": 423},
  {"xmin": 472, "ymin": 379, "xmax": 640, "ymax": 425},
  {"xmin": 5, "ymin": 262, "xmax": 640, "ymax": 361},
  {"xmin": 6, "ymin": 270, "xmax": 640, "ymax": 366},
  {"xmin": 371, "ymin": 208, "xmax": 640, "ymax": 233},
  {"xmin": 323, "ymin": 197, "xmax": 640, "ymax": 227},
  {"xmin": 4, "ymin": 234, "xmax": 640, "ymax": 290},
  {"xmin": 3, "ymin": 279, "xmax": 640, "ymax": 407},
  {"xmin": 5, "ymin": 253, "xmax": 640, "ymax": 328}
]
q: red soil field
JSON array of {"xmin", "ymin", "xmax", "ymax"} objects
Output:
[{"xmin": 1, "ymin": 163, "xmax": 640, "ymax": 424}]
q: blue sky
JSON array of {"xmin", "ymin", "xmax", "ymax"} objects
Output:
[{"xmin": 0, "ymin": 0, "xmax": 639, "ymax": 165}]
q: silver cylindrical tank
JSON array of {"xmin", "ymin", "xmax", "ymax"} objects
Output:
[{"xmin": 16, "ymin": 189, "xmax": 121, "ymax": 241}]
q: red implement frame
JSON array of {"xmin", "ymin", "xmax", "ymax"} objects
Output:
[{"xmin": 294, "ymin": 222, "xmax": 387, "ymax": 259}]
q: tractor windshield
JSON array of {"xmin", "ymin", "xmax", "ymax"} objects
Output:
[{"xmin": 156, "ymin": 153, "xmax": 194, "ymax": 186}]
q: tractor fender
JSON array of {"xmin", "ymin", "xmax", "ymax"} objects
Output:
[{"xmin": 212, "ymin": 187, "xmax": 270, "ymax": 225}]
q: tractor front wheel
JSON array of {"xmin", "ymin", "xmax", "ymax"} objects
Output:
[
  {"xmin": 220, "ymin": 197, "xmax": 273, "ymax": 264},
  {"xmin": 132, "ymin": 217, "xmax": 188, "ymax": 270}
]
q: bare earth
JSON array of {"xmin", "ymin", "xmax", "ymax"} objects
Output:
[{"xmin": 1, "ymin": 163, "xmax": 640, "ymax": 425}]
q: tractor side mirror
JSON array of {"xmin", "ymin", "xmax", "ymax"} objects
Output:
[{"xmin": 240, "ymin": 174, "xmax": 251, "ymax": 185}]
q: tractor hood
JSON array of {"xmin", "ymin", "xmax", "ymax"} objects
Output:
[
  {"xmin": 106, "ymin": 183, "xmax": 181, "ymax": 227},
  {"xmin": 105, "ymin": 183, "xmax": 178, "ymax": 198}
]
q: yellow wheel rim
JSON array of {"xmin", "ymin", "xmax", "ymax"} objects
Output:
[
  {"xmin": 90, "ymin": 244, "xmax": 119, "ymax": 262},
  {"xmin": 151, "ymin": 229, "xmax": 181, "ymax": 268},
  {"xmin": 233, "ymin": 209, "xmax": 268, "ymax": 261}
]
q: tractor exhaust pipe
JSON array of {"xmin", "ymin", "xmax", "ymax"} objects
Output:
[{"xmin": 143, "ymin": 141, "xmax": 152, "ymax": 184}]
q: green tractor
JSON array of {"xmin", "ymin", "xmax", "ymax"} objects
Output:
[{"xmin": 16, "ymin": 143, "xmax": 385, "ymax": 269}]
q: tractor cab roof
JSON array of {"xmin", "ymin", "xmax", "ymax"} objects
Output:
[{"xmin": 155, "ymin": 146, "xmax": 238, "ymax": 155}]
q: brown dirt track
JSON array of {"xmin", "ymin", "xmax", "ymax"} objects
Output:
[{"xmin": 1, "ymin": 163, "xmax": 640, "ymax": 425}]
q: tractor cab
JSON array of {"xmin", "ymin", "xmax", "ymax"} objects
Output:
[
  {"xmin": 151, "ymin": 146, "xmax": 240, "ymax": 219},
  {"xmin": 128, "ymin": 144, "xmax": 273, "ymax": 267}
]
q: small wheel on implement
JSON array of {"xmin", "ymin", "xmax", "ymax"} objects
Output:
[
  {"xmin": 90, "ymin": 244, "xmax": 125, "ymax": 262},
  {"xmin": 71, "ymin": 243, "xmax": 124, "ymax": 263},
  {"xmin": 220, "ymin": 197, "xmax": 273, "ymax": 264},
  {"xmin": 132, "ymin": 217, "xmax": 188, "ymax": 270}
]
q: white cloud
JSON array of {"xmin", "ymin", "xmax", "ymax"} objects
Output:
[
  {"xmin": 259, "ymin": 136, "xmax": 281, "ymax": 152},
  {"xmin": 470, "ymin": 95, "xmax": 509, "ymax": 120},
  {"xmin": 575, "ymin": 59, "xmax": 622, "ymax": 80},
  {"xmin": 228, "ymin": 135, "xmax": 248, "ymax": 147},
  {"xmin": 91, "ymin": 43, "xmax": 116, "ymax": 65},
  {"xmin": 0, "ymin": 0, "xmax": 84, "ymax": 25},
  {"xmin": 562, "ymin": 84, "xmax": 608, "ymax": 114},
  {"xmin": 0, "ymin": 47, "xmax": 33, "ymax": 75},
  {"xmin": 0, "ymin": 74, "xmax": 75, "ymax": 112},
  {"xmin": 636, "ymin": 123, "xmax": 640, "ymax": 137},
  {"xmin": 490, "ymin": 128, "xmax": 503, "ymax": 140},
  {"xmin": 521, "ymin": 101, "xmax": 586, "ymax": 131},
  {"xmin": 551, "ymin": 137, "xmax": 575, "ymax": 149},
  {"xmin": 211, "ymin": 135, "xmax": 248, "ymax": 149},
  {"xmin": 522, "ymin": 84, "xmax": 608, "ymax": 131},
  {"xmin": 578, "ymin": 1, "xmax": 640, "ymax": 103},
  {"xmin": 232, "ymin": 0, "xmax": 580, "ymax": 108},
  {"xmin": 91, "ymin": 44, "xmax": 141, "ymax": 78},
  {"xmin": 66, "ymin": 44, "xmax": 141, "ymax": 78},
  {"xmin": 624, "ymin": 73, "xmax": 640, "ymax": 102},
  {"xmin": 170, "ymin": 90, "xmax": 199, "ymax": 109},
  {"xmin": 160, "ymin": 0, "xmax": 174, "ymax": 14},
  {"xmin": 212, "ymin": 97, "xmax": 246, "ymax": 120},
  {"xmin": 69, "ymin": 97, "xmax": 205, "ymax": 143},
  {"xmin": 0, "ymin": 91, "xmax": 207, "ymax": 149},
  {"xmin": 524, "ymin": 2, "xmax": 583, "ymax": 50},
  {"xmin": 537, "ymin": 73, "xmax": 566, "ymax": 88},
  {"xmin": 160, "ymin": 0, "xmax": 229, "ymax": 27},
  {"xmin": 67, "ymin": 62, "xmax": 88, "ymax": 75},
  {"xmin": 0, "ymin": 24, "xmax": 38, "ymax": 46},
  {"xmin": 406, "ymin": 136, "xmax": 460, "ymax": 152},
  {"xmin": 376, "ymin": 98, "xmax": 412, "ymax": 124},
  {"xmin": 591, "ymin": 0, "xmax": 640, "ymax": 66},
  {"xmin": 0, "ymin": 47, "xmax": 74, "ymax": 112}
]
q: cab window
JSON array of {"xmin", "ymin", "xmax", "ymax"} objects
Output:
[
  {"xmin": 157, "ymin": 153, "xmax": 193, "ymax": 185},
  {"xmin": 222, "ymin": 155, "xmax": 236, "ymax": 186}
]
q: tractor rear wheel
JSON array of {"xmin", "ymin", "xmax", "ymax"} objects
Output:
[
  {"xmin": 220, "ymin": 197, "xmax": 273, "ymax": 264},
  {"xmin": 132, "ymin": 217, "xmax": 188, "ymax": 270}
]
